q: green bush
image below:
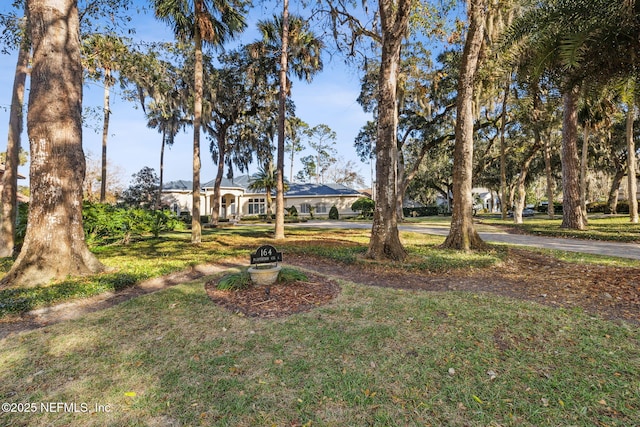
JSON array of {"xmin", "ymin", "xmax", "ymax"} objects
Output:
[
  {"xmin": 351, "ymin": 197, "xmax": 374, "ymax": 218},
  {"xmin": 216, "ymin": 271, "xmax": 252, "ymax": 291},
  {"xmin": 328, "ymin": 205, "xmax": 339, "ymax": 220},
  {"xmin": 286, "ymin": 205, "xmax": 298, "ymax": 217},
  {"xmin": 83, "ymin": 202, "xmax": 182, "ymax": 245}
]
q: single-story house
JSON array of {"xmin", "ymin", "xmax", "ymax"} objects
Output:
[{"xmin": 161, "ymin": 175, "xmax": 364, "ymax": 219}]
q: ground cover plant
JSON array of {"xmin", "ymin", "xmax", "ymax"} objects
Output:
[{"xmin": 0, "ymin": 226, "xmax": 639, "ymax": 425}]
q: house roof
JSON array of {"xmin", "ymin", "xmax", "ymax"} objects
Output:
[
  {"xmin": 164, "ymin": 175, "xmax": 360, "ymax": 197},
  {"xmin": 201, "ymin": 175, "xmax": 252, "ymax": 189},
  {"xmin": 286, "ymin": 183, "xmax": 361, "ymax": 197}
]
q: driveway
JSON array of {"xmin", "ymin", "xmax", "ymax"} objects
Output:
[{"xmin": 284, "ymin": 220, "xmax": 640, "ymax": 261}]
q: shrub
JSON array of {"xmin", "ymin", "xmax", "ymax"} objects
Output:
[
  {"xmin": 278, "ymin": 267, "xmax": 308, "ymax": 283},
  {"xmin": 216, "ymin": 271, "xmax": 252, "ymax": 291},
  {"xmin": 286, "ymin": 205, "xmax": 298, "ymax": 217},
  {"xmin": 328, "ymin": 205, "xmax": 339, "ymax": 220},
  {"xmin": 351, "ymin": 197, "xmax": 374, "ymax": 218}
]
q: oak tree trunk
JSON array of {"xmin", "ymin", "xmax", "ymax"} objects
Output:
[
  {"xmin": 1, "ymin": 0, "xmax": 104, "ymax": 287},
  {"xmin": 365, "ymin": 0, "xmax": 412, "ymax": 261},
  {"xmin": 607, "ymin": 169, "xmax": 624, "ymax": 214},
  {"xmin": 560, "ymin": 87, "xmax": 587, "ymax": 230},
  {"xmin": 580, "ymin": 124, "xmax": 589, "ymax": 219},
  {"xmin": 544, "ymin": 135, "xmax": 555, "ymax": 218},
  {"xmin": 0, "ymin": 34, "xmax": 29, "ymax": 258},
  {"xmin": 441, "ymin": 0, "xmax": 486, "ymax": 251}
]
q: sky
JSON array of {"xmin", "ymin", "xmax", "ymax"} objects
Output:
[{"xmin": 0, "ymin": 1, "xmax": 373, "ymax": 190}]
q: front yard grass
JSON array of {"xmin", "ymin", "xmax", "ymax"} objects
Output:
[
  {"xmin": 1, "ymin": 276, "xmax": 638, "ymax": 426},
  {"xmin": 0, "ymin": 226, "xmax": 638, "ymax": 425},
  {"xmin": 480, "ymin": 214, "xmax": 640, "ymax": 242}
]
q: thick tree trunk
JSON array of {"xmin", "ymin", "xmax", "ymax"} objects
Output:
[
  {"xmin": 0, "ymin": 35, "xmax": 29, "ymax": 258},
  {"xmin": 626, "ymin": 103, "xmax": 638, "ymax": 223},
  {"xmin": 560, "ymin": 88, "xmax": 587, "ymax": 230},
  {"xmin": 365, "ymin": 0, "xmax": 412, "ymax": 261},
  {"xmin": 100, "ymin": 70, "xmax": 111, "ymax": 203},
  {"xmin": 441, "ymin": 0, "xmax": 486, "ymax": 251},
  {"xmin": 274, "ymin": 0, "xmax": 288, "ymax": 240},
  {"xmin": 1, "ymin": 0, "xmax": 104, "ymax": 287},
  {"xmin": 191, "ymin": 6, "xmax": 203, "ymax": 244}
]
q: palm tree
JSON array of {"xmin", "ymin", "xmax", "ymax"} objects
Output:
[
  {"xmin": 82, "ymin": 33, "xmax": 130, "ymax": 203},
  {"xmin": 152, "ymin": 0, "xmax": 246, "ymax": 243},
  {"xmin": 247, "ymin": 162, "xmax": 289, "ymax": 217},
  {"xmin": 503, "ymin": 0, "xmax": 640, "ymax": 229},
  {"xmin": 249, "ymin": 13, "xmax": 324, "ymax": 239}
]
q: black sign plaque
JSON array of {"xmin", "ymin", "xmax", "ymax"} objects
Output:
[{"xmin": 250, "ymin": 245, "xmax": 283, "ymax": 265}]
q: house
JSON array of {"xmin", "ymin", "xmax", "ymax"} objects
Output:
[{"xmin": 161, "ymin": 175, "xmax": 364, "ymax": 219}]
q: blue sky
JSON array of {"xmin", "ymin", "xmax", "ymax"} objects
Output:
[{"xmin": 0, "ymin": 1, "xmax": 372, "ymax": 189}]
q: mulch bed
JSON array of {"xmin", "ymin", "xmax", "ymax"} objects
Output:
[{"xmin": 205, "ymin": 272, "xmax": 341, "ymax": 318}]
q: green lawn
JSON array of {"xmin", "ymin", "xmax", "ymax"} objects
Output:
[
  {"xmin": 1, "ymin": 274, "xmax": 639, "ymax": 426},
  {"xmin": 0, "ymin": 227, "xmax": 638, "ymax": 426},
  {"xmin": 479, "ymin": 214, "xmax": 640, "ymax": 242}
]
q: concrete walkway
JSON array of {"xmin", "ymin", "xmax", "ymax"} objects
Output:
[{"xmin": 284, "ymin": 220, "xmax": 640, "ymax": 261}]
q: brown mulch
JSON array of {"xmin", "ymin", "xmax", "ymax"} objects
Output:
[
  {"xmin": 205, "ymin": 272, "xmax": 341, "ymax": 318},
  {"xmin": 282, "ymin": 248, "xmax": 640, "ymax": 325}
]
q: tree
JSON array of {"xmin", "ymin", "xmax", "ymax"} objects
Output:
[
  {"xmin": 302, "ymin": 124, "xmax": 337, "ymax": 184},
  {"xmin": 441, "ymin": 0, "xmax": 488, "ymax": 251},
  {"xmin": 351, "ymin": 197, "xmax": 374, "ymax": 218},
  {"xmin": 206, "ymin": 48, "xmax": 279, "ymax": 225},
  {"xmin": 1, "ymin": 0, "xmax": 104, "ymax": 287},
  {"xmin": 249, "ymin": 13, "xmax": 324, "ymax": 239},
  {"xmin": 0, "ymin": 12, "xmax": 29, "ymax": 258},
  {"xmin": 152, "ymin": 0, "xmax": 247, "ymax": 243},
  {"xmin": 82, "ymin": 33, "xmax": 131, "ymax": 203},
  {"xmin": 247, "ymin": 162, "xmax": 288, "ymax": 216},
  {"xmin": 121, "ymin": 166, "xmax": 160, "ymax": 209},
  {"xmin": 285, "ymin": 117, "xmax": 308, "ymax": 182}
]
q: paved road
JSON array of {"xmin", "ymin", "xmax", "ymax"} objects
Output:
[{"xmin": 284, "ymin": 221, "xmax": 640, "ymax": 261}]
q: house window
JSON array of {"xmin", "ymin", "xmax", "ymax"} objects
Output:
[
  {"xmin": 315, "ymin": 203, "xmax": 328, "ymax": 214},
  {"xmin": 248, "ymin": 198, "xmax": 266, "ymax": 215},
  {"xmin": 300, "ymin": 203, "xmax": 311, "ymax": 214}
]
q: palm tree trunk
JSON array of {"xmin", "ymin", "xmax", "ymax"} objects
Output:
[
  {"xmin": 2, "ymin": 0, "xmax": 104, "ymax": 287},
  {"xmin": 100, "ymin": 69, "xmax": 111, "ymax": 203},
  {"xmin": 274, "ymin": 0, "xmax": 288, "ymax": 240},
  {"xmin": 499, "ymin": 76, "xmax": 510, "ymax": 220},
  {"xmin": 626, "ymin": 103, "xmax": 638, "ymax": 223},
  {"xmin": 560, "ymin": 87, "xmax": 587, "ymax": 230},
  {"xmin": 441, "ymin": 0, "xmax": 487, "ymax": 251},
  {"xmin": 191, "ymin": 2, "xmax": 204, "ymax": 243},
  {"xmin": 607, "ymin": 169, "xmax": 624, "ymax": 214},
  {"xmin": 156, "ymin": 129, "xmax": 166, "ymax": 210},
  {"xmin": 0, "ymin": 33, "xmax": 29, "ymax": 258}
]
